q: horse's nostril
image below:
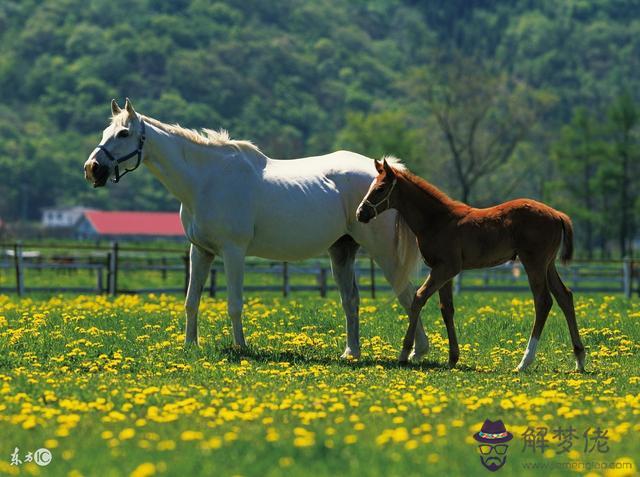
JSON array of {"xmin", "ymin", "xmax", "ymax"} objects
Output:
[{"xmin": 91, "ymin": 162, "xmax": 99, "ymax": 174}]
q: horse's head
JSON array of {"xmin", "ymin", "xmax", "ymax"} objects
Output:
[
  {"xmin": 84, "ymin": 98, "xmax": 146, "ymax": 187},
  {"xmin": 356, "ymin": 158, "xmax": 398, "ymax": 223}
]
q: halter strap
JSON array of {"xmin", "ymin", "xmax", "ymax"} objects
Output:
[
  {"xmin": 97, "ymin": 120, "xmax": 146, "ymax": 183},
  {"xmin": 363, "ymin": 177, "xmax": 397, "ymax": 219}
]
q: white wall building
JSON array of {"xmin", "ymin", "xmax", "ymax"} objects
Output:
[{"xmin": 41, "ymin": 207, "xmax": 87, "ymax": 228}]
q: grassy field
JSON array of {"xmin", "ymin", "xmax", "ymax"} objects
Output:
[{"xmin": 0, "ymin": 291, "xmax": 638, "ymax": 477}]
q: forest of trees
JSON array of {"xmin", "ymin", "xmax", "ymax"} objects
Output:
[{"xmin": 0, "ymin": 0, "xmax": 638, "ymax": 257}]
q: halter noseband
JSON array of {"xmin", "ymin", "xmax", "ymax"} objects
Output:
[
  {"xmin": 363, "ymin": 177, "xmax": 397, "ymax": 219},
  {"xmin": 96, "ymin": 120, "xmax": 146, "ymax": 183}
]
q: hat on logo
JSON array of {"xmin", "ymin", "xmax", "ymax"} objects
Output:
[{"xmin": 473, "ymin": 419, "xmax": 513, "ymax": 444}]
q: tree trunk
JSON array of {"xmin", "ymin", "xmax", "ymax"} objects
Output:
[
  {"xmin": 620, "ymin": 147, "xmax": 629, "ymax": 257},
  {"xmin": 583, "ymin": 160, "xmax": 593, "ymax": 259}
]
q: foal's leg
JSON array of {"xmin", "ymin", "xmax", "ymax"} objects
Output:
[
  {"xmin": 354, "ymin": 212, "xmax": 430, "ymax": 361},
  {"xmin": 397, "ymin": 286, "xmax": 430, "ymax": 362},
  {"xmin": 184, "ymin": 244, "xmax": 214, "ymax": 345},
  {"xmin": 547, "ymin": 263, "xmax": 586, "ymax": 372},
  {"xmin": 517, "ymin": 261, "xmax": 553, "ymax": 371},
  {"xmin": 328, "ymin": 236, "xmax": 361, "ymax": 359},
  {"xmin": 399, "ymin": 268, "xmax": 454, "ymax": 363},
  {"xmin": 438, "ymin": 280, "xmax": 459, "ymax": 368},
  {"xmin": 222, "ymin": 245, "xmax": 247, "ymax": 348}
]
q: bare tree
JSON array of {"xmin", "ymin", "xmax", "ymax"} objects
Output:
[{"xmin": 405, "ymin": 54, "xmax": 554, "ymax": 203}]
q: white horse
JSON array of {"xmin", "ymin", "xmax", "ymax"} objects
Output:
[{"xmin": 84, "ymin": 98, "xmax": 430, "ymax": 361}]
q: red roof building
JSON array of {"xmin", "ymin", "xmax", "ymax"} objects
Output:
[{"xmin": 77, "ymin": 210, "xmax": 184, "ymax": 238}]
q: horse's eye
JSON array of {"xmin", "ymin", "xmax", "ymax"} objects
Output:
[{"xmin": 117, "ymin": 129, "xmax": 129, "ymax": 138}]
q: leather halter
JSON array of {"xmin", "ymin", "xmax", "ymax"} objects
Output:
[
  {"xmin": 96, "ymin": 120, "xmax": 146, "ymax": 183},
  {"xmin": 363, "ymin": 177, "xmax": 397, "ymax": 219}
]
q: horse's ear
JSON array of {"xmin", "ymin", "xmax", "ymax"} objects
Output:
[
  {"xmin": 374, "ymin": 160, "xmax": 384, "ymax": 174},
  {"xmin": 382, "ymin": 158, "xmax": 394, "ymax": 175},
  {"xmin": 124, "ymin": 97, "xmax": 136, "ymax": 117},
  {"xmin": 111, "ymin": 99, "xmax": 121, "ymax": 116}
]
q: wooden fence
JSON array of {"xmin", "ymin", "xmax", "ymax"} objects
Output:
[{"xmin": 0, "ymin": 242, "xmax": 637, "ymax": 298}]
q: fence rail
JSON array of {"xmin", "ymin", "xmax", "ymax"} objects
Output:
[{"xmin": 0, "ymin": 242, "xmax": 637, "ymax": 298}]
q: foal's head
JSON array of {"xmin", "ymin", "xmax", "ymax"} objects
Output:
[
  {"xmin": 84, "ymin": 98, "xmax": 146, "ymax": 187},
  {"xmin": 356, "ymin": 158, "xmax": 398, "ymax": 223}
]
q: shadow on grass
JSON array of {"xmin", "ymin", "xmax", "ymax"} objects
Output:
[{"xmin": 213, "ymin": 344, "xmax": 479, "ymax": 372}]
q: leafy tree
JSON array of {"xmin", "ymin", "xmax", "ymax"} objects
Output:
[
  {"xmin": 334, "ymin": 110, "xmax": 419, "ymax": 164},
  {"xmin": 551, "ymin": 108, "xmax": 606, "ymax": 258},
  {"xmin": 606, "ymin": 92, "xmax": 639, "ymax": 257}
]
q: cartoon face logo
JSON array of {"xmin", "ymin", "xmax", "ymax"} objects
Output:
[{"xmin": 473, "ymin": 419, "xmax": 513, "ymax": 472}]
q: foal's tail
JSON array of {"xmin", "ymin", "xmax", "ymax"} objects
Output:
[
  {"xmin": 558, "ymin": 213, "xmax": 574, "ymax": 265},
  {"xmin": 393, "ymin": 212, "xmax": 420, "ymax": 292}
]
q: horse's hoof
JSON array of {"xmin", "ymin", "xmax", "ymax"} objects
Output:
[
  {"xmin": 448, "ymin": 361, "xmax": 457, "ymax": 369},
  {"xmin": 398, "ymin": 349, "xmax": 411, "ymax": 364},
  {"xmin": 341, "ymin": 348, "xmax": 360, "ymax": 360},
  {"xmin": 408, "ymin": 347, "xmax": 428, "ymax": 362},
  {"xmin": 232, "ymin": 343, "xmax": 247, "ymax": 353},
  {"xmin": 398, "ymin": 359, "xmax": 409, "ymax": 367},
  {"xmin": 184, "ymin": 338, "xmax": 198, "ymax": 346}
]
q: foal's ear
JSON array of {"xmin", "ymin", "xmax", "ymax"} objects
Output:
[
  {"xmin": 374, "ymin": 159, "xmax": 384, "ymax": 174},
  {"xmin": 111, "ymin": 99, "xmax": 121, "ymax": 115},
  {"xmin": 382, "ymin": 158, "xmax": 395, "ymax": 176},
  {"xmin": 124, "ymin": 97, "xmax": 136, "ymax": 117}
]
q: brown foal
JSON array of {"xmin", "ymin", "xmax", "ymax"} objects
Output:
[{"xmin": 356, "ymin": 158, "xmax": 586, "ymax": 372}]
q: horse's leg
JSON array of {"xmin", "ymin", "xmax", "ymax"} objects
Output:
[
  {"xmin": 222, "ymin": 245, "xmax": 247, "ymax": 348},
  {"xmin": 184, "ymin": 244, "xmax": 214, "ymax": 345},
  {"xmin": 328, "ymin": 235, "xmax": 361, "ymax": 359},
  {"xmin": 547, "ymin": 263, "xmax": 586, "ymax": 372},
  {"xmin": 438, "ymin": 280, "xmax": 459, "ymax": 368},
  {"xmin": 399, "ymin": 267, "xmax": 454, "ymax": 363},
  {"xmin": 397, "ymin": 286, "xmax": 430, "ymax": 362},
  {"xmin": 358, "ymin": 216, "xmax": 429, "ymax": 360},
  {"xmin": 516, "ymin": 259, "xmax": 553, "ymax": 371}
]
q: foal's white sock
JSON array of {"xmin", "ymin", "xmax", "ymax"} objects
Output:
[{"xmin": 517, "ymin": 337, "xmax": 538, "ymax": 371}]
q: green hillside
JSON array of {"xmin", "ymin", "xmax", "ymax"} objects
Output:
[{"xmin": 0, "ymin": 0, "xmax": 638, "ymax": 256}]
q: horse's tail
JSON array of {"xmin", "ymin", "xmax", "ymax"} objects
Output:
[
  {"xmin": 393, "ymin": 212, "xmax": 420, "ymax": 292},
  {"xmin": 558, "ymin": 212, "xmax": 574, "ymax": 265}
]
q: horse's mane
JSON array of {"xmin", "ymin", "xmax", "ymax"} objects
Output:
[
  {"xmin": 393, "ymin": 164, "xmax": 464, "ymax": 208},
  {"xmin": 110, "ymin": 111, "xmax": 260, "ymax": 152},
  {"xmin": 383, "ymin": 155, "xmax": 408, "ymax": 172}
]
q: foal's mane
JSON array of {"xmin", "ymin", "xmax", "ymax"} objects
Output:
[
  {"xmin": 111, "ymin": 111, "xmax": 260, "ymax": 152},
  {"xmin": 393, "ymin": 165, "xmax": 463, "ymax": 207}
]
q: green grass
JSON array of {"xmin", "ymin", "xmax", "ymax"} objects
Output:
[{"xmin": 0, "ymin": 292, "xmax": 638, "ymax": 477}]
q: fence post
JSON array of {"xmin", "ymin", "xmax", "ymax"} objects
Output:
[
  {"xmin": 319, "ymin": 267, "xmax": 327, "ymax": 298},
  {"xmin": 183, "ymin": 250, "xmax": 190, "ymax": 296},
  {"xmin": 209, "ymin": 267, "xmax": 217, "ymax": 298},
  {"xmin": 623, "ymin": 257, "xmax": 632, "ymax": 299},
  {"xmin": 14, "ymin": 242, "xmax": 24, "ymax": 296},
  {"xmin": 370, "ymin": 257, "xmax": 376, "ymax": 299},
  {"xmin": 454, "ymin": 272, "xmax": 461, "ymax": 295},
  {"xmin": 96, "ymin": 267, "xmax": 103, "ymax": 294},
  {"xmin": 283, "ymin": 262, "xmax": 290, "ymax": 297},
  {"xmin": 108, "ymin": 241, "xmax": 118, "ymax": 296}
]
